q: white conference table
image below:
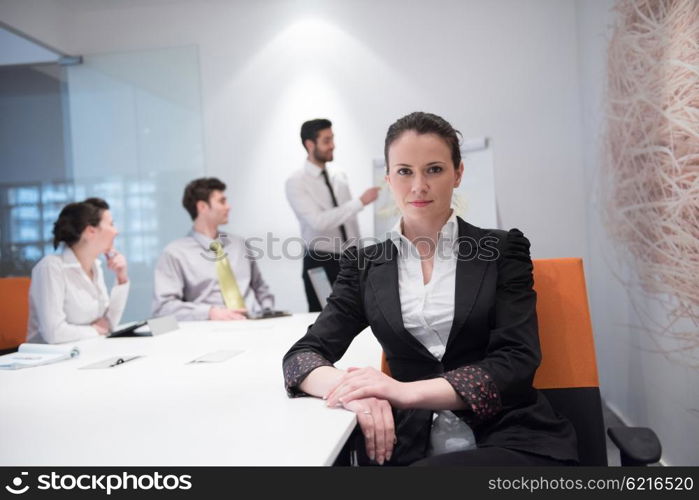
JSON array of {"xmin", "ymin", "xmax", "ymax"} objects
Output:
[{"xmin": 0, "ymin": 313, "xmax": 382, "ymax": 466}]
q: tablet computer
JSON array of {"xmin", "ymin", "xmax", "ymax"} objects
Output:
[
  {"xmin": 107, "ymin": 320, "xmax": 148, "ymax": 338},
  {"xmin": 107, "ymin": 316, "xmax": 179, "ymax": 338}
]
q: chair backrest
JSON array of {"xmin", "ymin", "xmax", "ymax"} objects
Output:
[
  {"xmin": 379, "ymin": 258, "xmax": 607, "ymax": 465},
  {"xmin": 532, "ymin": 258, "xmax": 607, "ymax": 465},
  {"xmin": 0, "ymin": 277, "xmax": 31, "ymax": 351}
]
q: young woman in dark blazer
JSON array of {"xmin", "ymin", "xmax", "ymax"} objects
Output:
[{"xmin": 283, "ymin": 112, "xmax": 578, "ymax": 466}]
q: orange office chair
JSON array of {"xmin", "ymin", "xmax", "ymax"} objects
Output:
[
  {"xmin": 0, "ymin": 277, "xmax": 31, "ymax": 353},
  {"xmin": 380, "ymin": 258, "xmax": 661, "ymax": 466},
  {"xmin": 532, "ymin": 258, "xmax": 660, "ymax": 466}
]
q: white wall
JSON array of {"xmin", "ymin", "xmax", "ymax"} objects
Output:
[
  {"xmin": 0, "ymin": 0, "xmax": 588, "ymax": 314},
  {"xmin": 575, "ymin": 0, "xmax": 699, "ymax": 466},
  {"xmin": 0, "ymin": 0, "xmax": 71, "ymax": 52}
]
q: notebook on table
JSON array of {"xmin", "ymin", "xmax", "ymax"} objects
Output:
[{"xmin": 0, "ymin": 343, "xmax": 80, "ymax": 370}]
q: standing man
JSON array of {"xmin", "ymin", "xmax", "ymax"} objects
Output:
[
  {"xmin": 152, "ymin": 177, "xmax": 275, "ymax": 321},
  {"xmin": 285, "ymin": 118, "xmax": 380, "ymax": 312}
]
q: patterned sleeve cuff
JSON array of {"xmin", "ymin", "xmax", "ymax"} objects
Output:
[
  {"xmin": 441, "ymin": 365, "xmax": 502, "ymax": 425},
  {"xmin": 283, "ymin": 351, "xmax": 333, "ymax": 398}
]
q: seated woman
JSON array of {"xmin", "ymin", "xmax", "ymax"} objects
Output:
[
  {"xmin": 27, "ymin": 198, "xmax": 130, "ymax": 344},
  {"xmin": 283, "ymin": 112, "xmax": 578, "ymax": 466}
]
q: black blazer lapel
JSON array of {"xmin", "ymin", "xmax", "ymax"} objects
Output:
[
  {"xmin": 445, "ymin": 218, "xmax": 491, "ymax": 351},
  {"xmin": 367, "ymin": 241, "xmax": 434, "ymax": 357}
]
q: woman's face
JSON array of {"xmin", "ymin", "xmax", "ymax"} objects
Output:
[
  {"xmin": 385, "ymin": 131, "xmax": 463, "ymax": 222},
  {"xmin": 86, "ymin": 210, "xmax": 118, "ymax": 253}
]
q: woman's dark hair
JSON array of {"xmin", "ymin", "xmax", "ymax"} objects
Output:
[
  {"xmin": 384, "ymin": 112, "xmax": 462, "ymax": 172},
  {"xmin": 52, "ymin": 197, "xmax": 109, "ymax": 249},
  {"xmin": 182, "ymin": 177, "xmax": 227, "ymax": 220}
]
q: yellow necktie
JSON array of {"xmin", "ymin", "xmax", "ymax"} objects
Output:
[{"xmin": 209, "ymin": 240, "xmax": 245, "ymax": 310}]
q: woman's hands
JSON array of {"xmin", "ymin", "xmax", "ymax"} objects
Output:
[
  {"xmin": 208, "ymin": 306, "xmax": 248, "ymax": 320},
  {"xmin": 91, "ymin": 317, "xmax": 110, "ymax": 335},
  {"xmin": 321, "ymin": 368, "xmax": 404, "ymax": 464},
  {"xmin": 325, "ymin": 367, "xmax": 414, "ymax": 409},
  {"xmin": 342, "ymin": 397, "xmax": 395, "ymax": 465},
  {"xmin": 105, "ymin": 248, "xmax": 128, "ymax": 284}
]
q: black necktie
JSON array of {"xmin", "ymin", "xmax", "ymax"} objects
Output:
[{"xmin": 320, "ymin": 169, "xmax": 348, "ymax": 243}]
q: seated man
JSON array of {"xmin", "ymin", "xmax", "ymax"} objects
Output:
[{"xmin": 152, "ymin": 177, "xmax": 274, "ymax": 320}]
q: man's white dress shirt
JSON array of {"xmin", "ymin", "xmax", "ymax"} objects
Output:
[{"xmin": 285, "ymin": 161, "xmax": 363, "ymax": 253}]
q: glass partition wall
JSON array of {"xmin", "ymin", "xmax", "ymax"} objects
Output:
[{"xmin": 0, "ymin": 45, "xmax": 206, "ymax": 322}]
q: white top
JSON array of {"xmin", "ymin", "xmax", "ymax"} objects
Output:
[
  {"xmin": 151, "ymin": 229, "xmax": 275, "ymax": 321},
  {"xmin": 285, "ymin": 161, "xmax": 363, "ymax": 253},
  {"xmin": 389, "ymin": 210, "xmax": 477, "ymax": 456},
  {"xmin": 27, "ymin": 245, "xmax": 130, "ymax": 344}
]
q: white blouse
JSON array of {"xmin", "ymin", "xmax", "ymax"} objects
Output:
[
  {"xmin": 389, "ymin": 210, "xmax": 477, "ymax": 456},
  {"xmin": 27, "ymin": 245, "xmax": 130, "ymax": 344}
]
